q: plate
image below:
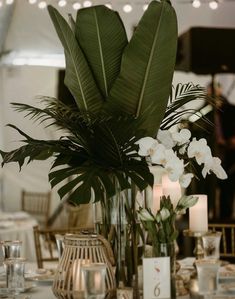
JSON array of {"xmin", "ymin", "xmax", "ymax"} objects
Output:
[
  {"xmin": 0, "ymin": 281, "xmax": 36, "ymax": 294},
  {"xmin": 25, "ymin": 269, "xmax": 55, "ymax": 284},
  {"xmin": 220, "ymin": 282, "xmax": 235, "ymax": 293},
  {"xmin": 219, "ymin": 265, "xmax": 235, "ymax": 281}
]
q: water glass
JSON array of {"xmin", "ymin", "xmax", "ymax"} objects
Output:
[
  {"xmin": 202, "ymin": 231, "xmax": 222, "ymax": 260},
  {"xmin": 81, "ymin": 263, "xmax": 106, "ymax": 299},
  {"xmin": 195, "ymin": 259, "xmax": 220, "ymax": 297},
  {"xmin": 3, "ymin": 258, "xmax": 26, "ymax": 294},
  {"xmin": 1, "ymin": 241, "xmax": 22, "ymax": 259},
  {"xmin": 55, "ymin": 234, "xmax": 64, "ymax": 258}
]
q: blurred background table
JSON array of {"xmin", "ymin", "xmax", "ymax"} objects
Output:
[{"xmin": 0, "ymin": 211, "xmax": 37, "ymax": 261}]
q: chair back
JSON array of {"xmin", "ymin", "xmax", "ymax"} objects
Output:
[
  {"xmin": 21, "ymin": 190, "xmax": 51, "ymax": 227},
  {"xmin": 208, "ymin": 223, "xmax": 235, "ymax": 258},
  {"xmin": 33, "ymin": 226, "xmax": 115, "ymax": 269},
  {"xmin": 65, "ymin": 202, "xmax": 94, "ymax": 229}
]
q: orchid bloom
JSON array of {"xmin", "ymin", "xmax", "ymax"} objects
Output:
[
  {"xmin": 202, "ymin": 157, "xmax": 228, "ymax": 179},
  {"xmin": 136, "ymin": 137, "xmax": 158, "ymax": 157},
  {"xmin": 187, "ymin": 138, "xmax": 212, "ymax": 165},
  {"xmin": 157, "ymin": 129, "xmax": 175, "ymax": 149},
  {"xmin": 165, "ymin": 156, "xmax": 184, "ymax": 181},
  {"xmin": 172, "ymin": 128, "xmax": 191, "ymax": 145},
  {"xmin": 179, "ymin": 173, "xmax": 194, "ymax": 188}
]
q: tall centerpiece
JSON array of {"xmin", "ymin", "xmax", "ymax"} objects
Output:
[{"xmin": 0, "ymin": 1, "xmax": 227, "ymax": 298}]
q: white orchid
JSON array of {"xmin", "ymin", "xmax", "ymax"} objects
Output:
[
  {"xmin": 136, "ymin": 128, "xmax": 227, "ymax": 192},
  {"xmin": 172, "ymin": 128, "xmax": 191, "ymax": 145},
  {"xmin": 157, "ymin": 129, "xmax": 175, "ymax": 149},
  {"xmin": 136, "ymin": 137, "xmax": 158, "ymax": 157},
  {"xmin": 179, "ymin": 173, "xmax": 194, "ymax": 188},
  {"xmin": 187, "ymin": 138, "xmax": 212, "ymax": 165},
  {"xmin": 151, "ymin": 144, "xmax": 167, "ymax": 165},
  {"xmin": 202, "ymin": 157, "xmax": 228, "ymax": 180},
  {"xmin": 165, "ymin": 156, "xmax": 184, "ymax": 181}
]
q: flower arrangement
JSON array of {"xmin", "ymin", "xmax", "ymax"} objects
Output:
[
  {"xmin": 137, "ymin": 127, "xmax": 227, "ymax": 188},
  {"xmin": 138, "ymin": 195, "xmax": 198, "ymax": 250},
  {"xmin": 136, "ymin": 127, "xmax": 227, "ymax": 248},
  {"xmin": 0, "ymin": 1, "xmax": 228, "ymax": 295}
]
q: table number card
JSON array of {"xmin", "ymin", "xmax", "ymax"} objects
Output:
[{"xmin": 143, "ymin": 257, "xmax": 170, "ymax": 299}]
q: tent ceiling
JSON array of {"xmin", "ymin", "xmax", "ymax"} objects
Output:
[
  {"xmin": 0, "ymin": 4, "xmax": 14, "ymax": 54},
  {"xmin": 0, "ymin": 0, "xmax": 235, "ymax": 63}
]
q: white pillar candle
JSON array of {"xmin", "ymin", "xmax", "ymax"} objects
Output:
[
  {"xmin": 162, "ymin": 175, "xmax": 182, "ymax": 208},
  {"xmin": 189, "ymin": 194, "xmax": 208, "ymax": 232},
  {"xmin": 152, "ymin": 184, "xmax": 163, "ymax": 214}
]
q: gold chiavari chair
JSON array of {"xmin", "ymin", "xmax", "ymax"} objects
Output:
[
  {"xmin": 208, "ymin": 223, "xmax": 235, "ymax": 259},
  {"xmin": 21, "ymin": 190, "xmax": 51, "ymax": 227},
  {"xmin": 33, "ymin": 225, "xmax": 115, "ymax": 269}
]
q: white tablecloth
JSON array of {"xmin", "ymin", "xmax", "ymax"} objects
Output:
[{"xmin": 0, "ymin": 212, "xmax": 37, "ymax": 261}]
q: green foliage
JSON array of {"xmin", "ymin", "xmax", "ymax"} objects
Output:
[
  {"xmin": 48, "ymin": 1, "xmax": 178, "ymax": 136},
  {"xmin": 48, "ymin": 6, "xmax": 104, "ymax": 113},
  {"xmin": 1, "ymin": 101, "xmax": 153, "ymax": 203},
  {"xmin": 1, "ymin": 1, "xmax": 182, "ymax": 203},
  {"xmin": 75, "ymin": 5, "xmax": 128, "ymax": 97},
  {"xmin": 106, "ymin": 0, "xmax": 178, "ymax": 136}
]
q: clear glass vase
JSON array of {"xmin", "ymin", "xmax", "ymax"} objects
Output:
[{"xmin": 95, "ymin": 179, "xmax": 142, "ymax": 298}]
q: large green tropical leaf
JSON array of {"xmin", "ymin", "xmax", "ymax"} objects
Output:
[
  {"xmin": 75, "ymin": 6, "xmax": 128, "ymax": 98},
  {"xmin": 48, "ymin": 5, "xmax": 103, "ymax": 113},
  {"xmin": 0, "ymin": 109, "xmax": 153, "ymax": 204},
  {"xmin": 106, "ymin": 0, "xmax": 178, "ymax": 137}
]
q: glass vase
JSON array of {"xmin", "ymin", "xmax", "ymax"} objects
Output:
[{"xmin": 95, "ymin": 179, "xmax": 142, "ymax": 298}]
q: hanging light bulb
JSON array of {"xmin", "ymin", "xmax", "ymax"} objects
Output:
[
  {"xmin": 73, "ymin": 2, "xmax": 81, "ymax": 10},
  {"xmin": 209, "ymin": 0, "xmax": 218, "ymax": 9},
  {"xmin": 105, "ymin": 3, "xmax": 112, "ymax": 9},
  {"xmin": 192, "ymin": 0, "xmax": 201, "ymax": 8},
  {"xmin": 6, "ymin": 0, "xmax": 14, "ymax": 4},
  {"xmin": 58, "ymin": 0, "xmax": 67, "ymax": 7},
  {"xmin": 123, "ymin": 4, "xmax": 133, "ymax": 13},
  {"xmin": 38, "ymin": 1, "xmax": 47, "ymax": 9},
  {"xmin": 143, "ymin": 4, "xmax": 148, "ymax": 11},
  {"xmin": 28, "ymin": 0, "xmax": 37, "ymax": 4},
  {"xmin": 83, "ymin": 0, "xmax": 92, "ymax": 7}
]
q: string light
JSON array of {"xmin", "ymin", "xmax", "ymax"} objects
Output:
[
  {"xmin": 28, "ymin": 0, "xmax": 37, "ymax": 4},
  {"xmin": 38, "ymin": 1, "xmax": 47, "ymax": 9},
  {"xmin": 6, "ymin": 0, "xmax": 14, "ymax": 4},
  {"xmin": 192, "ymin": 0, "xmax": 201, "ymax": 8},
  {"xmin": 105, "ymin": 3, "xmax": 112, "ymax": 9},
  {"xmin": 143, "ymin": 4, "xmax": 148, "ymax": 11},
  {"xmin": 209, "ymin": 0, "xmax": 218, "ymax": 9},
  {"xmin": 83, "ymin": 0, "xmax": 92, "ymax": 7},
  {"xmin": 58, "ymin": 0, "xmax": 67, "ymax": 7},
  {"xmin": 123, "ymin": 4, "xmax": 133, "ymax": 13},
  {"xmin": 73, "ymin": 2, "xmax": 81, "ymax": 10}
]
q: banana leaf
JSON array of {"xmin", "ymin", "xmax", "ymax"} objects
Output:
[
  {"xmin": 106, "ymin": 0, "xmax": 178, "ymax": 137},
  {"xmin": 48, "ymin": 5, "xmax": 104, "ymax": 114},
  {"xmin": 75, "ymin": 6, "xmax": 128, "ymax": 98}
]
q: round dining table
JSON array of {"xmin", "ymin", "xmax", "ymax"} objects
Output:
[{"xmin": 0, "ymin": 211, "xmax": 37, "ymax": 261}]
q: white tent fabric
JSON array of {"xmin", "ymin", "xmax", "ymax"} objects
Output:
[{"xmin": 0, "ymin": 0, "xmax": 235, "ymax": 219}]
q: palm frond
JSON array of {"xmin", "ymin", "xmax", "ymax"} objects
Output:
[
  {"xmin": 161, "ymin": 83, "xmax": 212, "ymax": 129},
  {"xmin": 1, "ymin": 112, "xmax": 153, "ymax": 204}
]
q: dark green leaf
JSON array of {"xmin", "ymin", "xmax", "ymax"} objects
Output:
[
  {"xmin": 48, "ymin": 5, "xmax": 104, "ymax": 113},
  {"xmin": 75, "ymin": 5, "xmax": 127, "ymax": 97}
]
